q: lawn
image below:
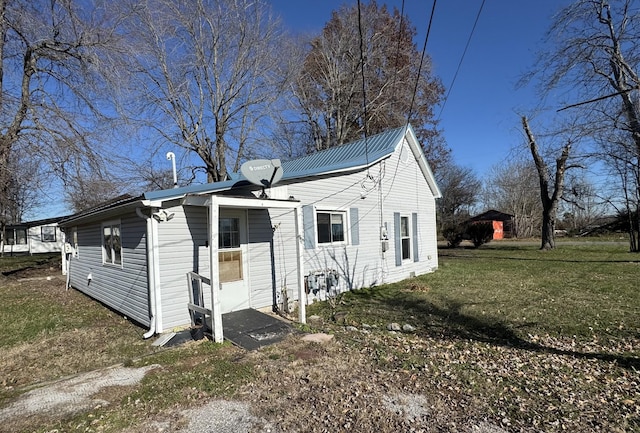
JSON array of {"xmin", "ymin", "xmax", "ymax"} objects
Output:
[{"xmin": 0, "ymin": 242, "xmax": 638, "ymax": 432}]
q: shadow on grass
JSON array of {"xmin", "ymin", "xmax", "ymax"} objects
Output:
[{"xmin": 350, "ymin": 288, "xmax": 640, "ymax": 371}]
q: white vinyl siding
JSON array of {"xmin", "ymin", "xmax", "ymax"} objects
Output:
[{"xmin": 289, "ymin": 137, "xmax": 438, "ymax": 292}]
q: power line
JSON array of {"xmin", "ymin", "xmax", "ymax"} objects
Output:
[
  {"xmin": 407, "ymin": 0, "xmax": 437, "ymax": 126},
  {"xmin": 390, "ymin": 0, "xmax": 406, "ymax": 97},
  {"xmin": 437, "ymin": 0, "xmax": 485, "ymax": 119},
  {"xmin": 557, "ymin": 87, "xmax": 639, "ymax": 112},
  {"xmin": 356, "ymin": 0, "xmax": 370, "ymax": 170}
]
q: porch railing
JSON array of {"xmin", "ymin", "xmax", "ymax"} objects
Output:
[{"xmin": 186, "ymin": 271, "xmax": 212, "ymax": 332}]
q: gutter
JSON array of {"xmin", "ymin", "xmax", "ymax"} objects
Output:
[{"xmin": 136, "ymin": 207, "xmax": 160, "ymax": 339}]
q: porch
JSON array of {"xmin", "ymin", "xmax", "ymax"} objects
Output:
[{"xmin": 181, "ymin": 193, "xmax": 306, "ymax": 343}]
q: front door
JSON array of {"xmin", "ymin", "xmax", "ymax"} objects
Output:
[{"xmin": 218, "ymin": 209, "xmax": 250, "ymax": 313}]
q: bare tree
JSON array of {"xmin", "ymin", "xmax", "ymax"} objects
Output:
[
  {"xmin": 525, "ymin": 0, "xmax": 640, "ymax": 251},
  {"xmin": 0, "ymin": 0, "xmax": 125, "ymax": 246},
  {"xmin": 599, "ymin": 131, "xmax": 640, "ymax": 249},
  {"xmin": 293, "ymin": 1, "xmax": 448, "ymax": 170},
  {"xmin": 123, "ymin": 0, "xmax": 294, "ymax": 183},
  {"xmin": 560, "ymin": 173, "xmax": 609, "ymax": 233},
  {"xmin": 436, "ymin": 162, "xmax": 482, "ymax": 231},
  {"xmin": 482, "ymin": 158, "xmax": 542, "ymax": 239},
  {"xmin": 522, "ymin": 117, "xmax": 575, "ymax": 250}
]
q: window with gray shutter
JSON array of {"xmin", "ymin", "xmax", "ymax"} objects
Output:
[
  {"xmin": 394, "ymin": 212, "xmax": 401, "ymax": 266},
  {"xmin": 412, "ymin": 213, "xmax": 419, "ymax": 262}
]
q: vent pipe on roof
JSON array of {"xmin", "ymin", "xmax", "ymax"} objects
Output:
[{"xmin": 166, "ymin": 152, "xmax": 178, "ymax": 188}]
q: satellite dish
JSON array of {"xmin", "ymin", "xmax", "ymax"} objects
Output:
[{"xmin": 240, "ymin": 159, "xmax": 283, "ymax": 187}]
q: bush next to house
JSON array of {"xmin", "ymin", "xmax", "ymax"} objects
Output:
[{"xmin": 467, "ymin": 222, "xmax": 494, "ymax": 247}]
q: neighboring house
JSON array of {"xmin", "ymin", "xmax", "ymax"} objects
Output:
[
  {"xmin": 59, "ymin": 125, "xmax": 441, "ymax": 341},
  {"xmin": 468, "ymin": 210, "xmax": 514, "ymax": 239},
  {"xmin": 2, "ymin": 217, "xmax": 66, "ymax": 256}
]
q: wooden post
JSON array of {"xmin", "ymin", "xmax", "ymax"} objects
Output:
[{"xmin": 208, "ymin": 196, "xmax": 223, "ymax": 342}]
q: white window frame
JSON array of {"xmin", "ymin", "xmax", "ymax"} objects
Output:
[
  {"xmin": 41, "ymin": 226, "xmax": 57, "ymax": 242},
  {"xmin": 400, "ymin": 215, "xmax": 411, "ymax": 261},
  {"xmin": 102, "ymin": 220, "xmax": 122, "ymax": 267},
  {"xmin": 71, "ymin": 227, "xmax": 79, "ymax": 257},
  {"xmin": 316, "ymin": 210, "xmax": 348, "ymax": 245}
]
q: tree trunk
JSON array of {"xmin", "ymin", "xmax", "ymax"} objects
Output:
[
  {"xmin": 522, "ymin": 116, "xmax": 572, "ymax": 250},
  {"xmin": 540, "ymin": 210, "xmax": 556, "ymax": 250}
]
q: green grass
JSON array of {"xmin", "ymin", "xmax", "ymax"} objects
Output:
[
  {"xmin": 310, "ymin": 241, "xmax": 639, "ymax": 350},
  {"xmin": 2, "ymin": 244, "xmax": 639, "ymax": 432}
]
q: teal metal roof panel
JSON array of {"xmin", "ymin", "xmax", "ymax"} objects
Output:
[
  {"xmin": 144, "ymin": 125, "xmax": 411, "ymax": 202},
  {"xmin": 281, "ymin": 125, "xmax": 407, "ymax": 179}
]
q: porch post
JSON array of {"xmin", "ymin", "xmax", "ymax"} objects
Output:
[
  {"xmin": 294, "ymin": 205, "xmax": 306, "ymax": 323},
  {"xmin": 208, "ymin": 196, "xmax": 223, "ymax": 342}
]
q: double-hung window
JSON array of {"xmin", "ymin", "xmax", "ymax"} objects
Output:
[
  {"xmin": 400, "ymin": 216, "xmax": 411, "ymax": 260},
  {"xmin": 102, "ymin": 221, "xmax": 122, "ymax": 266},
  {"xmin": 316, "ymin": 211, "xmax": 346, "ymax": 244},
  {"xmin": 41, "ymin": 226, "xmax": 56, "ymax": 242},
  {"xmin": 394, "ymin": 212, "xmax": 418, "ymax": 266}
]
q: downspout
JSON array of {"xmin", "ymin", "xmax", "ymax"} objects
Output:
[{"xmin": 137, "ymin": 207, "xmax": 159, "ymax": 339}]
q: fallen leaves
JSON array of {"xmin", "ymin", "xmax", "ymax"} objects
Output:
[{"xmin": 242, "ymin": 326, "xmax": 640, "ymax": 432}]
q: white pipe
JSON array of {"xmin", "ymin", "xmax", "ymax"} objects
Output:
[
  {"xmin": 137, "ymin": 207, "xmax": 158, "ymax": 339},
  {"xmin": 166, "ymin": 152, "xmax": 178, "ymax": 188}
]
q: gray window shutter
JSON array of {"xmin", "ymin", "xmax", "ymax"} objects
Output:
[
  {"xmin": 350, "ymin": 208, "xmax": 359, "ymax": 246},
  {"xmin": 302, "ymin": 205, "xmax": 315, "ymax": 249},
  {"xmin": 412, "ymin": 212, "xmax": 419, "ymax": 262},
  {"xmin": 394, "ymin": 212, "xmax": 401, "ymax": 266}
]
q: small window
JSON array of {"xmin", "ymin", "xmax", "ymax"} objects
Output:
[
  {"xmin": 219, "ymin": 217, "xmax": 240, "ymax": 249},
  {"xmin": 317, "ymin": 211, "xmax": 345, "ymax": 244},
  {"xmin": 71, "ymin": 227, "xmax": 79, "ymax": 257},
  {"xmin": 401, "ymin": 216, "xmax": 410, "ymax": 260},
  {"xmin": 102, "ymin": 222, "xmax": 122, "ymax": 266},
  {"xmin": 6, "ymin": 228, "xmax": 27, "ymax": 245},
  {"xmin": 41, "ymin": 226, "xmax": 56, "ymax": 242}
]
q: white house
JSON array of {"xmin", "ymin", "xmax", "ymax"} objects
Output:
[
  {"xmin": 2, "ymin": 217, "xmax": 66, "ymax": 256},
  {"xmin": 59, "ymin": 125, "xmax": 441, "ymax": 341}
]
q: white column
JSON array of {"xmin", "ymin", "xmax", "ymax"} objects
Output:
[
  {"xmin": 294, "ymin": 205, "xmax": 306, "ymax": 323},
  {"xmin": 208, "ymin": 196, "xmax": 223, "ymax": 342}
]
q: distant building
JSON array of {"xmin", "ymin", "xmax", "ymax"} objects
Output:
[
  {"xmin": 2, "ymin": 217, "xmax": 67, "ymax": 255},
  {"xmin": 468, "ymin": 210, "xmax": 514, "ymax": 239}
]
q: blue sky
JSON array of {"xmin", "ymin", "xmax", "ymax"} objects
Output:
[
  {"xmin": 34, "ymin": 0, "xmax": 572, "ymax": 220},
  {"xmin": 269, "ymin": 0, "xmax": 569, "ymax": 177}
]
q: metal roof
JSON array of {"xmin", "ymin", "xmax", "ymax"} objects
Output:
[
  {"xmin": 144, "ymin": 125, "xmax": 415, "ymax": 202},
  {"xmin": 280, "ymin": 125, "xmax": 408, "ymax": 179}
]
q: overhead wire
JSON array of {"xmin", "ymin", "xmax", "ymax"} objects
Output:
[
  {"xmin": 406, "ymin": 0, "xmax": 437, "ymax": 126},
  {"xmin": 356, "ymin": 0, "xmax": 370, "ymax": 171},
  {"xmin": 437, "ymin": 0, "xmax": 485, "ymax": 119},
  {"xmin": 390, "ymin": 0, "xmax": 406, "ymax": 100},
  {"xmin": 385, "ymin": 0, "xmax": 438, "ymax": 198}
]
